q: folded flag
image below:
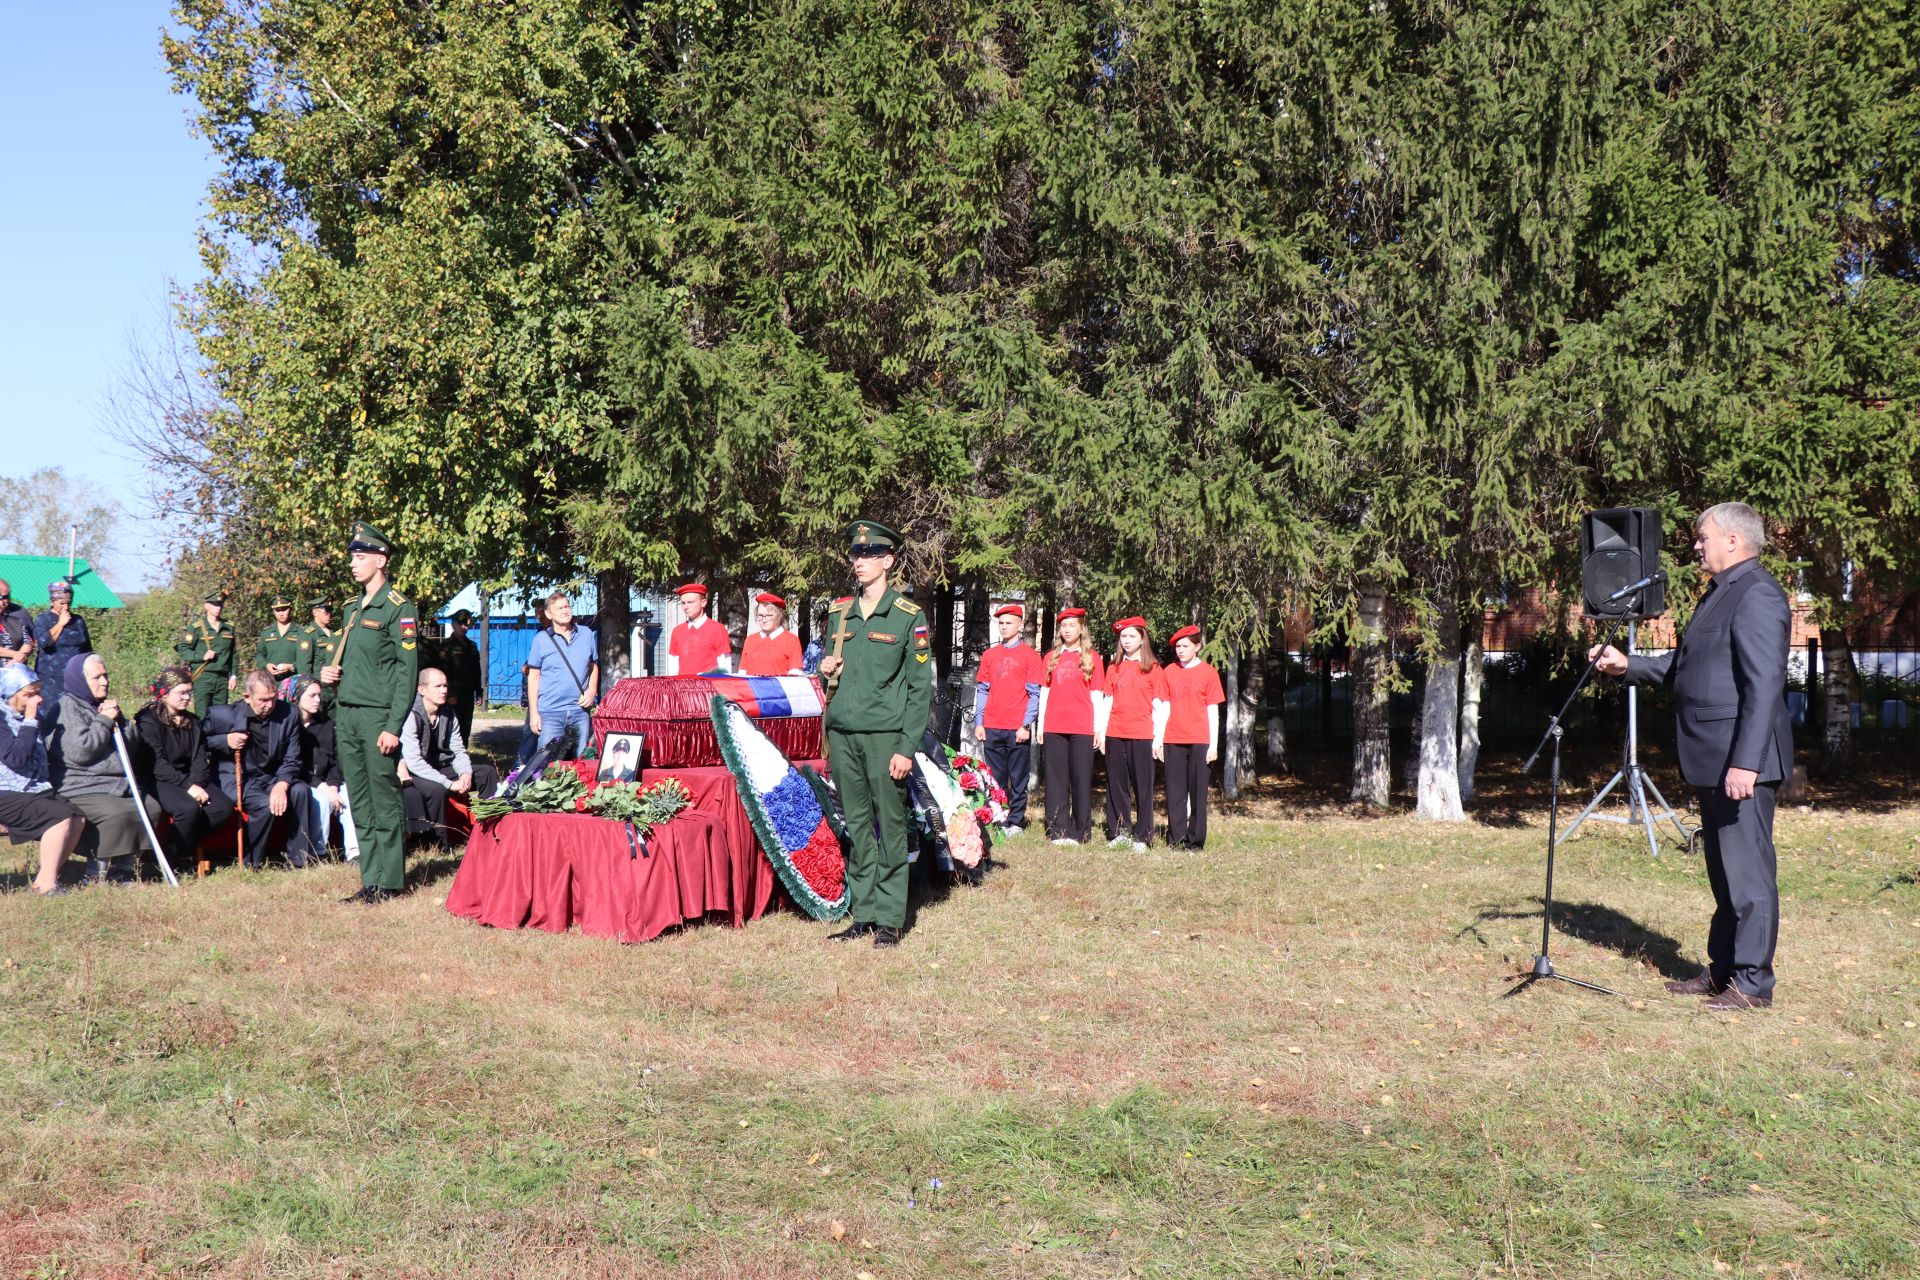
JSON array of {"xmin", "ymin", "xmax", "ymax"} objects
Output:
[
  {"xmin": 703, "ymin": 674, "xmax": 824, "ymax": 719},
  {"xmin": 709, "ymin": 696, "xmax": 848, "ymax": 920}
]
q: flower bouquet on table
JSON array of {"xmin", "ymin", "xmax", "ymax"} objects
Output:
[{"xmin": 470, "ymin": 761, "xmax": 689, "ymax": 843}]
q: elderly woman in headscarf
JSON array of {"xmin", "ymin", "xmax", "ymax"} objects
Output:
[
  {"xmin": 46, "ymin": 654, "xmax": 160, "ymax": 884},
  {"xmin": 33, "ymin": 580, "xmax": 92, "ymax": 713},
  {"xmin": 132, "ymin": 664, "xmax": 236, "ymax": 867},
  {"xmin": 0, "ymin": 664, "xmax": 89, "ymax": 895}
]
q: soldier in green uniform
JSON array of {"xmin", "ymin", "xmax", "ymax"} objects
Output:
[
  {"xmin": 301, "ymin": 599, "xmax": 340, "ymax": 674},
  {"xmin": 174, "ymin": 591, "xmax": 238, "ymax": 715},
  {"xmin": 318, "ymin": 522, "xmax": 419, "ymax": 904},
  {"xmin": 816, "ymin": 520, "xmax": 933, "ymax": 948},
  {"xmin": 256, "ymin": 595, "xmax": 309, "ymax": 686}
]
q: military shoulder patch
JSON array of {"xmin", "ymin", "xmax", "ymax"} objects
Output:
[
  {"xmin": 896, "ymin": 599, "xmax": 922, "ymax": 614},
  {"xmin": 387, "ymin": 589, "xmax": 409, "ymax": 606}
]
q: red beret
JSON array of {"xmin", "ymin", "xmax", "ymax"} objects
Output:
[
  {"xmin": 673, "ymin": 583, "xmax": 708, "ymax": 598},
  {"xmin": 1057, "ymin": 607, "xmax": 1087, "ymax": 621},
  {"xmin": 1111, "ymin": 615, "xmax": 1148, "ymax": 635},
  {"xmin": 754, "ymin": 591, "xmax": 786, "ymax": 608},
  {"xmin": 993, "ymin": 603, "xmax": 1024, "ymax": 619},
  {"xmin": 1170, "ymin": 625, "xmax": 1202, "ymax": 645}
]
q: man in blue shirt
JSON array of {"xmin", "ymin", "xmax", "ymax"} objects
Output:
[{"xmin": 525, "ymin": 592, "xmax": 599, "ymax": 759}]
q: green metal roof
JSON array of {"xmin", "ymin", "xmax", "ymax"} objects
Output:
[{"xmin": 0, "ymin": 556, "xmax": 125, "ymax": 609}]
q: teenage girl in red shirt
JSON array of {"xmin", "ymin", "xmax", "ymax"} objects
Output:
[
  {"xmin": 1160, "ymin": 625, "xmax": 1225, "ymax": 850},
  {"xmin": 1095, "ymin": 617, "xmax": 1168, "ymax": 851},
  {"xmin": 1036, "ymin": 607, "xmax": 1104, "ymax": 845}
]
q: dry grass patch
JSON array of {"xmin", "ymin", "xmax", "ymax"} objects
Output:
[{"xmin": 3, "ymin": 798, "xmax": 1917, "ymax": 1277}]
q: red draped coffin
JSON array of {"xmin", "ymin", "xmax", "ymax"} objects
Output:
[{"xmin": 593, "ymin": 675, "xmax": 824, "ymax": 767}]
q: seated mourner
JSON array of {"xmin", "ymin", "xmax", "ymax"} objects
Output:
[
  {"xmin": 204, "ymin": 670, "xmax": 311, "ymax": 869},
  {"xmin": 132, "ymin": 665, "xmax": 238, "ymax": 865},
  {"xmin": 46, "ymin": 655, "xmax": 161, "ymax": 884},
  {"xmin": 400, "ymin": 666, "xmax": 499, "ymax": 848},
  {"xmin": 0, "ymin": 664, "xmax": 89, "ymax": 896},
  {"xmin": 286, "ymin": 674, "xmax": 356, "ymax": 861}
]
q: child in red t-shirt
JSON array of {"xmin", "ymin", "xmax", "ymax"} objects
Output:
[
  {"xmin": 972, "ymin": 604, "xmax": 1045, "ymax": 833},
  {"xmin": 667, "ymin": 584, "xmax": 734, "ymax": 675},
  {"xmin": 740, "ymin": 592, "xmax": 804, "ymax": 676},
  {"xmin": 1160, "ymin": 625, "xmax": 1225, "ymax": 849},
  {"xmin": 1037, "ymin": 608, "xmax": 1105, "ymax": 845},
  {"xmin": 1096, "ymin": 617, "xmax": 1168, "ymax": 850}
]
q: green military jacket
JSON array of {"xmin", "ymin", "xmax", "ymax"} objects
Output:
[
  {"xmin": 301, "ymin": 624, "xmax": 341, "ymax": 677},
  {"xmin": 336, "ymin": 583, "xmax": 419, "ymax": 734},
  {"xmin": 822, "ymin": 586, "xmax": 933, "ymax": 757},
  {"xmin": 175, "ymin": 614, "xmax": 237, "ymax": 677},
  {"xmin": 256, "ymin": 623, "xmax": 309, "ymax": 677}
]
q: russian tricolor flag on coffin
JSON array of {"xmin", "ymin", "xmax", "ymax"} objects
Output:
[{"xmin": 705, "ymin": 675, "xmax": 824, "ymax": 720}]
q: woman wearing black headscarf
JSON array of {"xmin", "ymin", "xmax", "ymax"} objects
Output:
[
  {"xmin": 46, "ymin": 654, "xmax": 160, "ymax": 883},
  {"xmin": 132, "ymin": 664, "xmax": 236, "ymax": 866}
]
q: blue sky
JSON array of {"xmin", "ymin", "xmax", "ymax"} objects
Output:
[{"xmin": 0, "ymin": 2, "xmax": 217, "ymax": 588}]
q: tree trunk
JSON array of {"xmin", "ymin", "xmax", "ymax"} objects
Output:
[
  {"xmin": 1457, "ymin": 613, "xmax": 1484, "ymax": 803},
  {"xmin": 1416, "ymin": 607, "xmax": 1465, "ymax": 821},
  {"xmin": 1805, "ymin": 546, "xmax": 1856, "ymax": 778},
  {"xmin": 596, "ymin": 566, "xmax": 632, "ymax": 683},
  {"xmin": 1223, "ymin": 637, "xmax": 1258, "ymax": 798},
  {"xmin": 1265, "ymin": 625, "xmax": 1287, "ymax": 773},
  {"xmin": 477, "ymin": 595, "xmax": 492, "ymax": 707},
  {"xmin": 1818, "ymin": 624, "xmax": 1856, "ymax": 777},
  {"xmin": 1350, "ymin": 582, "xmax": 1391, "ymax": 807}
]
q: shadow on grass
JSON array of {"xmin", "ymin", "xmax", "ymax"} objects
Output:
[{"xmin": 1464, "ymin": 898, "xmax": 1692, "ymax": 978}]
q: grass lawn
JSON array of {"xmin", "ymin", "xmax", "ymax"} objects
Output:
[{"xmin": 3, "ymin": 754, "xmax": 1918, "ymax": 1278}]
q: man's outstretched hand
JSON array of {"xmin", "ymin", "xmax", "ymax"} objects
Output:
[{"xmin": 1588, "ymin": 644, "xmax": 1629, "ymax": 677}]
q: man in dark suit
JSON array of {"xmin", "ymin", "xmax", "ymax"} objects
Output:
[
  {"xmin": 206, "ymin": 670, "xmax": 312, "ymax": 869},
  {"xmin": 1591, "ymin": 502, "xmax": 1793, "ymax": 1010}
]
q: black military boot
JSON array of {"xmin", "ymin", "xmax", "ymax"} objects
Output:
[
  {"xmin": 871, "ymin": 926, "xmax": 903, "ymax": 949},
  {"xmin": 827, "ymin": 921, "xmax": 873, "ymax": 941}
]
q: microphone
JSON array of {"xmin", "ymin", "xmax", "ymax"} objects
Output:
[{"xmin": 1604, "ymin": 569, "xmax": 1666, "ymax": 603}]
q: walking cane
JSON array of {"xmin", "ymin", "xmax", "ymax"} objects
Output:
[
  {"xmin": 234, "ymin": 745, "xmax": 248, "ymax": 870},
  {"xmin": 112, "ymin": 724, "xmax": 179, "ymax": 888}
]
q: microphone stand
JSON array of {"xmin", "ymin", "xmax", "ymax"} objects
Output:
[{"xmin": 1506, "ymin": 634, "xmax": 1620, "ymax": 998}]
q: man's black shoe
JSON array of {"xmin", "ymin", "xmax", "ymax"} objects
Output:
[
  {"xmin": 340, "ymin": 886, "xmax": 371, "ymax": 904},
  {"xmin": 828, "ymin": 921, "xmax": 873, "ymax": 941},
  {"xmin": 363, "ymin": 886, "xmax": 396, "ymax": 905},
  {"xmin": 871, "ymin": 926, "xmax": 903, "ymax": 948}
]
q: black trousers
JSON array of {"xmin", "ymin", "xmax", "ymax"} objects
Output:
[
  {"xmin": 1164, "ymin": 743, "xmax": 1211, "ymax": 847},
  {"xmin": 984, "ymin": 728, "xmax": 1032, "ymax": 827},
  {"xmin": 1043, "ymin": 732, "xmax": 1094, "ymax": 842},
  {"xmin": 223, "ymin": 780, "xmax": 312, "ymax": 868},
  {"xmin": 1103, "ymin": 736, "xmax": 1155, "ymax": 845},
  {"xmin": 1695, "ymin": 783, "xmax": 1780, "ymax": 999},
  {"xmin": 453, "ymin": 696, "xmax": 476, "ymax": 748},
  {"xmin": 151, "ymin": 781, "xmax": 237, "ymax": 858},
  {"xmin": 404, "ymin": 763, "xmax": 501, "ymax": 847}
]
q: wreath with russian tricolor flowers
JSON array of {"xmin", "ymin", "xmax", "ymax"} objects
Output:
[{"xmin": 709, "ymin": 696, "xmax": 849, "ymax": 920}]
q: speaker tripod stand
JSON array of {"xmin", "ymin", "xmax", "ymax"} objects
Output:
[
  {"xmin": 1555, "ymin": 621, "xmax": 1695, "ymax": 859},
  {"xmin": 1507, "ymin": 648, "xmax": 1620, "ymax": 997}
]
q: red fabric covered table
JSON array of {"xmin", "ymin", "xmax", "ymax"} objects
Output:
[
  {"xmin": 446, "ymin": 809, "xmax": 757, "ymax": 942},
  {"xmin": 634, "ymin": 761, "xmax": 826, "ymax": 921}
]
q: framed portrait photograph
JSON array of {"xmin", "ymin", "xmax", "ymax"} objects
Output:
[{"xmin": 598, "ymin": 733, "xmax": 644, "ymax": 782}]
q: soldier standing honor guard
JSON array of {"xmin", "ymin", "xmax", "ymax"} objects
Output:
[
  {"xmin": 175, "ymin": 591, "xmax": 239, "ymax": 715},
  {"xmin": 256, "ymin": 596, "xmax": 309, "ymax": 684},
  {"xmin": 319, "ymin": 522, "xmax": 419, "ymax": 904},
  {"xmin": 816, "ymin": 520, "xmax": 932, "ymax": 948}
]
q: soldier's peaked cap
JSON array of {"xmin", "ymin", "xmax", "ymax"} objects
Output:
[
  {"xmin": 347, "ymin": 520, "xmax": 397, "ymax": 556},
  {"xmin": 848, "ymin": 520, "xmax": 901, "ymax": 554}
]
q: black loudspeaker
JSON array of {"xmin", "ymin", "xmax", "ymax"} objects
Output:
[{"xmin": 1581, "ymin": 507, "xmax": 1665, "ymax": 619}]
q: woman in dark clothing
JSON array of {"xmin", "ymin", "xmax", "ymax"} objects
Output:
[
  {"xmin": 0, "ymin": 664, "xmax": 89, "ymax": 895},
  {"xmin": 286, "ymin": 675, "xmax": 351, "ymax": 860},
  {"xmin": 132, "ymin": 665, "xmax": 236, "ymax": 864}
]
